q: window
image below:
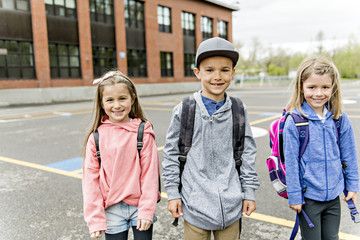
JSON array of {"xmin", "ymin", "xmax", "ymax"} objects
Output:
[
  {"xmin": 0, "ymin": 39, "xmax": 35, "ymax": 79},
  {"xmin": 158, "ymin": 5, "xmax": 171, "ymax": 33},
  {"xmin": 127, "ymin": 49, "xmax": 147, "ymax": 77},
  {"xmin": 181, "ymin": 11, "xmax": 195, "ymax": 36},
  {"xmin": 124, "ymin": 0, "xmax": 144, "ymax": 29},
  {"xmin": 92, "ymin": 46, "xmax": 116, "ymax": 78},
  {"xmin": 49, "ymin": 43, "xmax": 81, "ymax": 78},
  {"xmin": 218, "ymin": 21, "xmax": 228, "ymax": 40},
  {"xmin": 160, "ymin": 52, "xmax": 173, "ymax": 77},
  {"xmin": 201, "ymin": 16, "xmax": 213, "ymax": 40},
  {"xmin": 45, "ymin": 0, "xmax": 77, "ymax": 18},
  {"xmin": 0, "ymin": 0, "xmax": 30, "ymax": 11},
  {"xmin": 184, "ymin": 54, "xmax": 195, "ymax": 77},
  {"xmin": 89, "ymin": 0, "xmax": 113, "ymax": 24}
]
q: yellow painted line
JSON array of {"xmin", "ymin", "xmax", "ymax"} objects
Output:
[
  {"xmin": 0, "ymin": 111, "xmax": 55, "ymax": 119},
  {"xmin": 247, "ymin": 111, "xmax": 278, "ymax": 115},
  {"xmin": 12, "ymin": 114, "xmax": 65, "ymax": 121},
  {"xmin": 243, "ymin": 212, "xmax": 295, "ymax": 228},
  {"xmin": 1, "ymin": 155, "xmax": 359, "ymax": 238},
  {"xmin": 0, "ymin": 156, "xmax": 82, "ymax": 179},
  {"xmin": 71, "ymin": 168, "xmax": 83, "ymax": 174},
  {"xmin": 141, "ymin": 101, "xmax": 180, "ymax": 106},
  {"xmin": 247, "ymin": 105, "xmax": 285, "ymax": 110},
  {"xmin": 68, "ymin": 110, "xmax": 92, "ymax": 115},
  {"xmin": 160, "ymin": 192, "xmax": 168, "ymax": 199},
  {"xmin": 250, "ymin": 115, "xmax": 281, "ymax": 126},
  {"xmin": 143, "ymin": 107, "xmax": 173, "ymax": 111},
  {"xmin": 339, "ymin": 233, "xmax": 360, "ymax": 240},
  {"xmin": 244, "ymin": 213, "xmax": 360, "ymax": 240},
  {"xmin": 151, "ymin": 190, "xmax": 360, "ymax": 239}
]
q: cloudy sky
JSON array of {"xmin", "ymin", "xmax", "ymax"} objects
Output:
[{"xmin": 226, "ymin": 0, "xmax": 360, "ymax": 53}]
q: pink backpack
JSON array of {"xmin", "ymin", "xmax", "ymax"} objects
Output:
[{"xmin": 266, "ymin": 109, "xmax": 309, "ymax": 199}]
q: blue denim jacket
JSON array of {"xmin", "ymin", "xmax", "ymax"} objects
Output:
[{"xmin": 284, "ymin": 101, "xmax": 359, "ymax": 205}]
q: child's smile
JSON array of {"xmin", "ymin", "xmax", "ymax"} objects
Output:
[
  {"xmin": 302, "ymin": 73, "xmax": 333, "ymax": 116},
  {"xmin": 194, "ymin": 56, "xmax": 235, "ymax": 102},
  {"xmin": 101, "ymin": 83, "xmax": 133, "ymax": 123}
]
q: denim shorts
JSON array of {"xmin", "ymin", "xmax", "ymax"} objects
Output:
[{"xmin": 105, "ymin": 201, "xmax": 157, "ymax": 234}]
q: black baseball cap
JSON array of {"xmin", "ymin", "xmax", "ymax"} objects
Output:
[{"xmin": 195, "ymin": 37, "xmax": 239, "ymax": 68}]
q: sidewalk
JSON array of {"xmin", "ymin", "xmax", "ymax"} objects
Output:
[
  {"xmin": 1, "ymin": 79, "xmax": 359, "ymax": 107},
  {"xmin": 0, "ymin": 81, "xmax": 203, "ymax": 107}
]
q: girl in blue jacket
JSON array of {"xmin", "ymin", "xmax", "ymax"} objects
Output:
[{"xmin": 284, "ymin": 56, "xmax": 359, "ymax": 240}]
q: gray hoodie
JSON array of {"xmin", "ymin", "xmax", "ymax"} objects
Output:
[{"xmin": 162, "ymin": 90, "xmax": 259, "ymax": 230}]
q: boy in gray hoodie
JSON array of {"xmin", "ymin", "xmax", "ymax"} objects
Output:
[{"xmin": 162, "ymin": 37, "xmax": 259, "ymax": 240}]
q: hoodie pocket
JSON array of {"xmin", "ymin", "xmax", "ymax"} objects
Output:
[
  {"xmin": 188, "ymin": 190, "xmax": 220, "ymax": 224},
  {"xmin": 327, "ymin": 159, "xmax": 343, "ymax": 189},
  {"xmin": 302, "ymin": 160, "xmax": 326, "ymax": 190}
]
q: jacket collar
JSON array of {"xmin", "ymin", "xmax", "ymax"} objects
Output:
[
  {"xmin": 295, "ymin": 101, "xmax": 333, "ymax": 120},
  {"xmin": 194, "ymin": 90, "xmax": 231, "ymax": 116}
]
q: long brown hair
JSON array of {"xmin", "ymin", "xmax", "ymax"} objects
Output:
[
  {"xmin": 82, "ymin": 70, "xmax": 148, "ymax": 158},
  {"xmin": 287, "ymin": 56, "xmax": 343, "ymax": 119}
]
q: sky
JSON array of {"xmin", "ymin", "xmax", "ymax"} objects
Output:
[{"xmin": 224, "ymin": 0, "xmax": 360, "ymax": 54}]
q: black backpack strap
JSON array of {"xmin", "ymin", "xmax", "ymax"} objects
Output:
[
  {"xmin": 230, "ymin": 96, "xmax": 245, "ymax": 176},
  {"xmin": 137, "ymin": 121, "xmax": 146, "ymax": 158},
  {"xmin": 178, "ymin": 95, "xmax": 196, "ymax": 192},
  {"xmin": 93, "ymin": 129, "xmax": 101, "ymax": 166},
  {"xmin": 172, "ymin": 96, "xmax": 196, "ymax": 227},
  {"xmin": 137, "ymin": 120, "xmax": 162, "ymax": 203}
]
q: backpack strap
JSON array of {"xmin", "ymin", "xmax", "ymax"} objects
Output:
[
  {"xmin": 333, "ymin": 117, "xmax": 342, "ymax": 147},
  {"xmin": 290, "ymin": 210, "xmax": 314, "ymax": 240},
  {"xmin": 230, "ymin": 96, "xmax": 245, "ymax": 175},
  {"xmin": 291, "ymin": 114, "xmax": 309, "ymax": 159},
  {"xmin": 278, "ymin": 113, "xmax": 309, "ymax": 163},
  {"xmin": 137, "ymin": 121, "xmax": 146, "ymax": 158},
  {"xmin": 93, "ymin": 122, "xmax": 145, "ymax": 167},
  {"xmin": 335, "ymin": 116, "xmax": 360, "ymax": 223},
  {"xmin": 172, "ymin": 96, "xmax": 196, "ymax": 227},
  {"xmin": 93, "ymin": 129, "xmax": 101, "ymax": 166},
  {"xmin": 178, "ymin": 95, "xmax": 196, "ymax": 193},
  {"xmin": 137, "ymin": 121, "xmax": 162, "ymax": 203}
]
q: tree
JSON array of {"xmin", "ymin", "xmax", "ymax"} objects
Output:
[{"xmin": 333, "ymin": 36, "xmax": 360, "ymax": 78}]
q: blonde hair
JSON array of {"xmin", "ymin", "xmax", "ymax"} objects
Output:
[
  {"xmin": 287, "ymin": 56, "xmax": 343, "ymax": 119},
  {"xmin": 82, "ymin": 70, "xmax": 148, "ymax": 158}
]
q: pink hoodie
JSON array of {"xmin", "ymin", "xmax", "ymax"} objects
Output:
[{"xmin": 82, "ymin": 117, "xmax": 160, "ymax": 234}]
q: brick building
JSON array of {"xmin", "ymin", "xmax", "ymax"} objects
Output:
[{"xmin": 0, "ymin": 0, "xmax": 238, "ymax": 89}]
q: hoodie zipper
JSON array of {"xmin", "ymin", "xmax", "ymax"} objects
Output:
[
  {"xmin": 218, "ymin": 190, "xmax": 225, "ymax": 229},
  {"xmin": 323, "ymin": 124, "xmax": 329, "ymax": 200},
  {"xmin": 209, "ymin": 115, "xmax": 225, "ymax": 228}
]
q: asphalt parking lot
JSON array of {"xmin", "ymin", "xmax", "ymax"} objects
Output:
[{"xmin": 1, "ymin": 84, "xmax": 359, "ymax": 239}]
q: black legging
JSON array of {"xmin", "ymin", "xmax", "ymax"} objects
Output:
[
  {"xmin": 105, "ymin": 225, "xmax": 153, "ymax": 240},
  {"xmin": 299, "ymin": 197, "xmax": 341, "ymax": 240}
]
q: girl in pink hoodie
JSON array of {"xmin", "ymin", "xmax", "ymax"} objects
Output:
[{"xmin": 82, "ymin": 70, "xmax": 160, "ymax": 240}]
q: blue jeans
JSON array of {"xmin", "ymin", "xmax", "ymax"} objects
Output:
[{"xmin": 105, "ymin": 201, "xmax": 157, "ymax": 235}]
